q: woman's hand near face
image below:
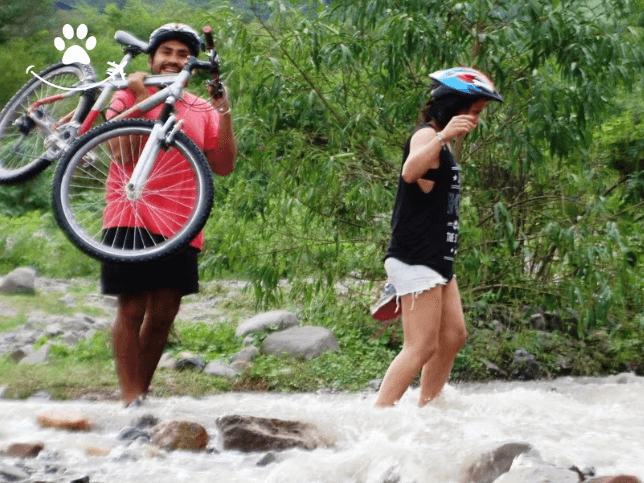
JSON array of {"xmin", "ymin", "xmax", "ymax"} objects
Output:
[{"xmin": 440, "ymin": 114, "xmax": 478, "ymax": 143}]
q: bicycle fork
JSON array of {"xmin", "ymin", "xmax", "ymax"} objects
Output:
[{"xmin": 125, "ymin": 113, "xmax": 184, "ymax": 201}]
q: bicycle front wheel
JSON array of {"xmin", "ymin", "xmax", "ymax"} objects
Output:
[
  {"xmin": 0, "ymin": 62, "xmax": 95, "ymax": 184},
  {"xmin": 52, "ymin": 119, "xmax": 215, "ymax": 263}
]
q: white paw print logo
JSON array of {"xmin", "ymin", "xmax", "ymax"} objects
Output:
[{"xmin": 54, "ymin": 24, "xmax": 96, "ymax": 65}]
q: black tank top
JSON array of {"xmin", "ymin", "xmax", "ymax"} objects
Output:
[{"xmin": 385, "ymin": 124, "xmax": 461, "ymax": 280}]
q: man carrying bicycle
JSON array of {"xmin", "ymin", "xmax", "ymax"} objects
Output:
[{"xmin": 103, "ymin": 23, "xmax": 236, "ymax": 406}]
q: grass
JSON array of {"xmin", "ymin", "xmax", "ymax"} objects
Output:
[{"xmin": 0, "ymin": 273, "xmax": 643, "ymax": 401}]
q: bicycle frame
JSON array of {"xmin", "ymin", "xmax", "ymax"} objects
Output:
[{"xmin": 21, "ymin": 31, "xmax": 183, "ymax": 158}]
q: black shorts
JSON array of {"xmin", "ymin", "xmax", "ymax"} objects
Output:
[{"xmin": 100, "ymin": 228, "xmax": 200, "ymax": 296}]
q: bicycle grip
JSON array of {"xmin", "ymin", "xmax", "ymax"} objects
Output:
[{"xmin": 202, "ymin": 26, "xmax": 215, "ymax": 51}]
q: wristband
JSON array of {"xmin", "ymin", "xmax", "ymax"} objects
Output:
[{"xmin": 435, "ymin": 131, "xmax": 447, "ymax": 147}]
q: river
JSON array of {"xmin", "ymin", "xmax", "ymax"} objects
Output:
[{"xmin": 1, "ymin": 374, "xmax": 643, "ymax": 483}]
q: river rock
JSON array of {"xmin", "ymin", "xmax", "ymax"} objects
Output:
[
  {"xmin": 7, "ymin": 442, "xmax": 44, "ymax": 458},
  {"xmin": 173, "ymin": 355, "xmax": 205, "ymax": 371},
  {"xmin": 117, "ymin": 427, "xmax": 150, "ymax": 443},
  {"xmin": 150, "ymin": 421, "xmax": 208, "ymax": 451},
  {"xmin": 262, "ymin": 326, "xmax": 339, "ymax": 359},
  {"xmin": 157, "ymin": 353, "xmax": 175, "ymax": 369},
  {"xmin": 203, "ymin": 360, "xmax": 238, "ymax": 378},
  {"xmin": 217, "ymin": 415, "xmax": 333, "ymax": 452},
  {"xmin": 462, "ymin": 442, "xmax": 535, "ymax": 483},
  {"xmin": 131, "ymin": 414, "xmax": 160, "ymax": 430},
  {"xmin": 37, "ymin": 411, "xmax": 91, "ymax": 431},
  {"xmin": 231, "ymin": 346, "xmax": 259, "ymax": 363},
  {"xmin": 0, "ymin": 268, "xmax": 36, "ymax": 294},
  {"xmin": 19, "ymin": 344, "xmax": 50, "ymax": 365},
  {"xmin": 493, "ymin": 455, "xmax": 580, "ymax": 483},
  {"xmin": 235, "ymin": 310, "xmax": 298, "ymax": 338},
  {"xmin": 509, "ymin": 349, "xmax": 541, "ymax": 380},
  {"xmin": 0, "ymin": 464, "xmax": 30, "ymax": 482}
]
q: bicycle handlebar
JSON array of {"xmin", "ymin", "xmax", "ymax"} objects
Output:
[{"xmin": 114, "ymin": 30, "xmax": 149, "ymax": 55}]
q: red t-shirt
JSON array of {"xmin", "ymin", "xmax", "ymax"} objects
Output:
[{"xmin": 104, "ymin": 87, "xmax": 220, "ymax": 250}]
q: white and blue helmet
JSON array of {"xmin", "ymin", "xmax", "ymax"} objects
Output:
[{"xmin": 429, "ymin": 67, "xmax": 503, "ymax": 103}]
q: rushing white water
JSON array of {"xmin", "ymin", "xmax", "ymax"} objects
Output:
[{"xmin": 1, "ymin": 374, "xmax": 643, "ymax": 483}]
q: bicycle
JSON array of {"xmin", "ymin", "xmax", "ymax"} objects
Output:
[
  {"xmin": 46, "ymin": 27, "xmax": 223, "ymax": 264},
  {"xmin": 0, "ymin": 27, "xmax": 223, "ymax": 185}
]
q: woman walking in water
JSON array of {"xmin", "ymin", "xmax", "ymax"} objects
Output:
[{"xmin": 373, "ymin": 67, "xmax": 503, "ymax": 407}]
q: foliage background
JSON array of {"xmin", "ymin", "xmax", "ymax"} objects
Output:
[{"xmin": 1, "ymin": 0, "xmax": 643, "ymax": 384}]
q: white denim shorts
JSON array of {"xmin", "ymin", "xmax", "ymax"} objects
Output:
[{"xmin": 384, "ymin": 257, "xmax": 449, "ymax": 298}]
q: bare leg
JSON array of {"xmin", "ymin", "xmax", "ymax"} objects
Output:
[
  {"xmin": 418, "ymin": 278, "xmax": 467, "ymax": 406},
  {"xmin": 139, "ymin": 288, "xmax": 182, "ymax": 394},
  {"xmin": 112, "ymin": 293, "xmax": 149, "ymax": 404},
  {"xmin": 375, "ymin": 286, "xmax": 443, "ymax": 407}
]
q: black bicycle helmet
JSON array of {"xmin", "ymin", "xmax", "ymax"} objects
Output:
[
  {"xmin": 148, "ymin": 23, "xmax": 201, "ymax": 57},
  {"xmin": 429, "ymin": 67, "xmax": 503, "ymax": 103}
]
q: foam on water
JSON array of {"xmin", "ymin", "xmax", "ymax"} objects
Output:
[{"xmin": 1, "ymin": 374, "xmax": 643, "ymax": 483}]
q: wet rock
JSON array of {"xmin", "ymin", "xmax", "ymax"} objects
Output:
[
  {"xmin": 43, "ymin": 464, "xmax": 60, "ymax": 474},
  {"xmin": 493, "ymin": 456, "xmax": 579, "ymax": 483},
  {"xmin": 508, "ymin": 349, "xmax": 541, "ymax": 380},
  {"xmin": 262, "ymin": 326, "xmax": 339, "ymax": 360},
  {"xmin": 462, "ymin": 442, "xmax": 535, "ymax": 483},
  {"xmin": 369, "ymin": 379, "xmax": 382, "ymax": 391},
  {"xmin": 150, "ymin": 421, "xmax": 208, "ymax": 451},
  {"xmin": 131, "ymin": 414, "xmax": 160, "ymax": 430},
  {"xmin": 70, "ymin": 476, "xmax": 90, "ymax": 483},
  {"xmin": 85, "ymin": 447, "xmax": 111, "ymax": 457},
  {"xmin": 217, "ymin": 415, "xmax": 334, "ymax": 453},
  {"xmin": 231, "ymin": 346, "xmax": 259, "ymax": 363},
  {"xmin": 0, "ymin": 464, "xmax": 30, "ymax": 482},
  {"xmin": 381, "ymin": 467, "xmax": 401, "ymax": 483},
  {"xmin": 587, "ymin": 477, "xmax": 642, "ymax": 483},
  {"xmin": 117, "ymin": 427, "xmax": 150, "ymax": 442},
  {"xmin": 37, "ymin": 411, "xmax": 91, "ymax": 431},
  {"xmin": 235, "ymin": 310, "xmax": 299, "ymax": 338},
  {"xmin": 256, "ymin": 452, "xmax": 277, "ymax": 467},
  {"xmin": 203, "ymin": 361, "xmax": 238, "ymax": 378},
  {"xmin": 0, "ymin": 268, "xmax": 36, "ymax": 295},
  {"xmin": 7, "ymin": 443, "xmax": 44, "ymax": 458}
]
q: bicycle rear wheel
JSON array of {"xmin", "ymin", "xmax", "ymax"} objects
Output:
[
  {"xmin": 52, "ymin": 119, "xmax": 215, "ymax": 263},
  {"xmin": 0, "ymin": 62, "xmax": 95, "ymax": 184}
]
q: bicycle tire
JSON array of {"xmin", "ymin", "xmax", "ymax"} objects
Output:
[
  {"xmin": 0, "ymin": 62, "xmax": 96, "ymax": 185},
  {"xmin": 52, "ymin": 119, "xmax": 215, "ymax": 263}
]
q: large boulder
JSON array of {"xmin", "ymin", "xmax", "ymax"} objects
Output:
[
  {"xmin": 0, "ymin": 268, "xmax": 36, "ymax": 294},
  {"xmin": 150, "ymin": 421, "xmax": 208, "ymax": 451},
  {"xmin": 235, "ymin": 310, "xmax": 298, "ymax": 338},
  {"xmin": 217, "ymin": 415, "xmax": 334, "ymax": 452},
  {"xmin": 262, "ymin": 326, "xmax": 339, "ymax": 359}
]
